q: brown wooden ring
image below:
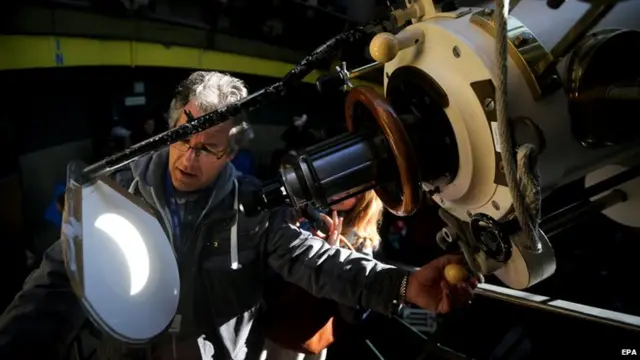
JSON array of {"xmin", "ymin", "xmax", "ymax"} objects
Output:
[{"xmin": 345, "ymin": 86, "xmax": 421, "ymax": 216}]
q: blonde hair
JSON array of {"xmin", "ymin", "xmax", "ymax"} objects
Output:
[{"xmin": 341, "ymin": 190, "xmax": 384, "ymax": 251}]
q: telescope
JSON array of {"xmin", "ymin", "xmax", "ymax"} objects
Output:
[{"xmin": 61, "ymin": 0, "xmax": 640, "ymax": 344}]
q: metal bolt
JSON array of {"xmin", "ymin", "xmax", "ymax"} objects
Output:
[
  {"xmin": 491, "ymin": 200, "xmax": 500, "ymax": 211},
  {"xmin": 452, "ymin": 46, "xmax": 461, "ymax": 58},
  {"xmin": 483, "ymin": 98, "xmax": 495, "ymax": 111},
  {"xmin": 443, "ymin": 228, "xmax": 453, "ymax": 242},
  {"xmin": 546, "ymin": 0, "xmax": 565, "ymax": 10}
]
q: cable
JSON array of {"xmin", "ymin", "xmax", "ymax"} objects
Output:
[{"xmin": 494, "ymin": 0, "xmax": 543, "ymax": 252}]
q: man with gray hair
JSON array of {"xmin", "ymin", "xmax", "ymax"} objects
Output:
[{"xmin": 0, "ymin": 71, "xmax": 476, "ymax": 359}]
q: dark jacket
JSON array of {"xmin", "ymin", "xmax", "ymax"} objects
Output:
[{"xmin": 0, "ymin": 148, "xmax": 407, "ymax": 360}]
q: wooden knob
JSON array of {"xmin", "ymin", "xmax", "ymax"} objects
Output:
[
  {"xmin": 369, "ymin": 27, "xmax": 425, "ymax": 64},
  {"xmin": 444, "ymin": 264, "xmax": 468, "ymax": 285},
  {"xmin": 369, "ymin": 33, "xmax": 400, "ymax": 63}
]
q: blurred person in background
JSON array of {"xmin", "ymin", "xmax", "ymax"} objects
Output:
[
  {"xmin": 110, "ymin": 123, "xmax": 133, "ymax": 149},
  {"xmin": 0, "ymin": 71, "xmax": 476, "ymax": 360},
  {"xmin": 142, "ymin": 117, "xmax": 157, "ymax": 138},
  {"xmin": 131, "ymin": 116, "xmax": 160, "ymax": 144},
  {"xmin": 43, "ymin": 183, "xmax": 66, "ymax": 230}
]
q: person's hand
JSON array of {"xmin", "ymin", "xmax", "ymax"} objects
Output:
[
  {"xmin": 406, "ymin": 254, "xmax": 478, "ymax": 314},
  {"xmin": 312, "ymin": 211, "xmax": 344, "ymax": 246}
]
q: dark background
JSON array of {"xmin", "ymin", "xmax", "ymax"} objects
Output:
[{"xmin": 1, "ymin": 0, "xmax": 639, "ymax": 359}]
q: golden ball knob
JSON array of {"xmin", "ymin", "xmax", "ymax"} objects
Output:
[
  {"xmin": 444, "ymin": 264, "xmax": 468, "ymax": 285},
  {"xmin": 369, "ymin": 33, "xmax": 400, "ymax": 63}
]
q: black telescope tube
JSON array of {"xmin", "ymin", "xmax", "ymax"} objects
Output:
[
  {"xmin": 241, "ymin": 131, "xmax": 392, "ymax": 216},
  {"xmin": 283, "ymin": 132, "xmax": 384, "ymax": 208}
]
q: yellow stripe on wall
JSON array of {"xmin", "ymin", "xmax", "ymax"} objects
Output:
[{"xmin": 0, "ymin": 35, "xmax": 382, "ymax": 91}]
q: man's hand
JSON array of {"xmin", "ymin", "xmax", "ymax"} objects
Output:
[{"xmin": 406, "ymin": 255, "xmax": 478, "ymax": 314}]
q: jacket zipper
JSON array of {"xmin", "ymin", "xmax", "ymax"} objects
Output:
[
  {"xmin": 149, "ymin": 187, "xmax": 178, "ymax": 258},
  {"xmin": 190, "ymin": 217, "xmax": 237, "ymax": 360}
]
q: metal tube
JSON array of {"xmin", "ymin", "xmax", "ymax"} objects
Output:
[
  {"xmin": 387, "ymin": 262, "xmax": 640, "ymax": 333},
  {"xmin": 549, "ymin": 3, "xmax": 615, "ymax": 60},
  {"xmin": 581, "ymin": 164, "xmax": 640, "ymax": 200},
  {"xmin": 538, "ymin": 3, "xmax": 616, "ymax": 74},
  {"xmin": 475, "ymin": 284, "xmax": 640, "ymax": 332},
  {"xmin": 574, "ymin": 85, "xmax": 640, "ymax": 102},
  {"xmin": 502, "ymin": 164, "xmax": 639, "ymax": 235},
  {"xmin": 78, "ymin": 21, "xmax": 393, "ymax": 183},
  {"xmin": 540, "ymin": 189, "xmax": 627, "ymax": 236},
  {"xmin": 349, "ymin": 62, "xmax": 383, "ymax": 79}
]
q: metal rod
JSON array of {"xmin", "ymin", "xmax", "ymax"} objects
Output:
[
  {"xmin": 574, "ymin": 85, "xmax": 640, "ymax": 102},
  {"xmin": 509, "ymin": 0, "xmax": 523, "ymax": 14},
  {"xmin": 502, "ymin": 165, "xmax": 640, "ymax": 235},
  {"xmin": 475, "ymin": 283, "xmax": 640, "ymax": 332},
  {"xmin": 387, "ymin": 262, "xmax": 640, "ymax": 333},
  {"xmin": 540, "ymin": 189, "xmax": 627, "ymax": 236},
  {"xmin": 78, "ymin": 20, "xmax": 395, "ymax": 183},
  {"xmin": 349, "ymin": 62, "xmax": 383, "ymax": 79},
  {"xmin": 538, "ymin": 3, "xmax": 616, "ymax": 75},
  {"xmin": 581, "ymin": 164, "xmax": 640, "ymax": 200}
]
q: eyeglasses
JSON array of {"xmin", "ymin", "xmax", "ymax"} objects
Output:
[{"xmin": 171, "ymin": 140, "xmax": 227, "ymax": 160}]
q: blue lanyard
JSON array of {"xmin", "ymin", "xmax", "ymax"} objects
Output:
[{"xmin": 165, "ymin": 170, "xmax": 182, "ymax": 242}]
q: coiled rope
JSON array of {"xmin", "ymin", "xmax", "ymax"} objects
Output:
[{"xmin": 494, "ymin": 0, "xmax": 543, "ymax": 252}]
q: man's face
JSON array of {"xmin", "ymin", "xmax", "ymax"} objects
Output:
[{"xmin": 168, "ymin": 101, "xmax": 235, "ymax": 191}]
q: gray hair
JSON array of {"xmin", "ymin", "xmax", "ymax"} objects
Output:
[{"xmin": 168, "ymin": 71, "xmax": 252, "ymax": 153}]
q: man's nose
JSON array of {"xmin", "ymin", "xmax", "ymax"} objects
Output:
[{"xmin": 181, "ymin": 147, "xmax": 200, "ymax": 167}]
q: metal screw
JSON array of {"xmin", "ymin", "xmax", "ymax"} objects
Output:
[
  {"xmin": 483, "ymin": 98, "xmax": 495, "ymax": 111},
  {"xmin": 491, "ymin": 200, "xmax": 500, "ymax": 211},
  {"xmin": 452, "ymin": 46, "xmax": 461, "ymax": 58}
]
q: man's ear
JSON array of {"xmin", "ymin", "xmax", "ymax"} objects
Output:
[{"xmin": 228, "ymin": 121, "xmax": 253, "ymax": 159}]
